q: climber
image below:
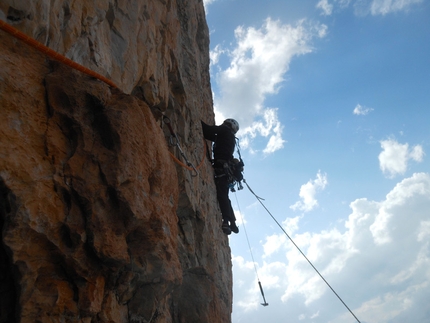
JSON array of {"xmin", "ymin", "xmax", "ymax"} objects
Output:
[{"xmin": 201, "ymin": 118, "xmax": 241, "ymax": 235}]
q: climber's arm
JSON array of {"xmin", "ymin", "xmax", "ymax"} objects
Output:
[{"xmin": 201, "ymin": 121, "xmax": 218, "ymax": 142}]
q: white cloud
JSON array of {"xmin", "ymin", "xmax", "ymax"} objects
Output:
[
  {"xmin": 209, "ymin": 44, "xmax": 225, "ymax": 66},
  {"xmin": 370, "ymin": 172, "xmax": 430, "ymax": 244},
  {"xmin": 232, "ymin": 255, "xmax": 288, "ymax": 312},
  {"xmin": 379, "ymin": 139, "xmax": 409, "ymax": 177},
  {"xmin": 240, "ymin": 108, "xmax": 285, "ymax": 155},
  {"xmin": 378, "ymin": 139, "xmax": 425, "ymax": 178},
  {"xmin": 317, "ymin": 0, "xmax": 353, "ymax": 15},
  {"xmin": 417, "ymin": 220, "xmax": 430, "ymax": 242},
  {"xmin": 281, "ymin": 228, "xmax": 352, "ymax": 305},
  {"xmin": 319, "ymin": 0, "xmax": 423, "ymax": 16},
  {"xmin": 283, "ymin": 215, "xmax": 302, "ymax": 235},
  {"xmin": 263, "ymin": 233, "xmax": 287, "ymax": 258},
  {"xmin": 410, "ymin": 145, "xmax": 425, "ymax": 162},
  {"xmin": 233, "ymin": 209, "xmax": 246, "ymax": 226},
  {"xmin": 231, "ymin": 255, "xmax": 261, "ymax": 311},
  {"xmin": 353, "ymin": 103, "xmax": 374, "ymax": 115},
  {"xmin": 338, "ymin": 0, "xmax": 353, "ymax": 7},
  {"xmin": 211, "ymin": 18, "xmax": 327, "ymax": 154},
  {"xmin": 233, "ymin": 173, "xmax": 430, "ymax": 322},
  {"xmin": 262, "ymin": 216, "xmax": 301, "ymax": 258},
  {"xmin": 369, "ymin": 0, "xmax": 423, "ymax": 15},
  {"xmin": 317, "ymin": 0, "xmax": 334, "ymax": 15},
  {"xmin": 290, "ymin": 171, "xmax": 328, "ymax": 212},
  {"xmin": 203, "ymin": 0, "xmax": 217, "ymax": 9}
]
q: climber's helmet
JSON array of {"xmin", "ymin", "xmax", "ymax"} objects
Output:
[{"xmin": 223, "ymin": 118, "xmax": 239, "ymax": 134}]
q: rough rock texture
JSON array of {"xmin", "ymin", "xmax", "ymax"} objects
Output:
[{"xmin": 0, "ymin": 1, "xmax": 232, "ymax": 322}]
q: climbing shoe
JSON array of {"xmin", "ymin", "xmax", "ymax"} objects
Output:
[
  {"xmin": 230, "ymin": 222, "xmax": 239, "ymax": 234},
  {"xmin": 222, "ymin": 222, "xmax": 232, "ymax": 235}
]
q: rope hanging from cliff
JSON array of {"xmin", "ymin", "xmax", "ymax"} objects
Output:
[
  {"xmin": 242, "ymin": 178, "xmax": 362, "ymax": 323},
  {"xmin": 0, "ymin": 19, "xmax": 118, "ymax": 88},
  {"xmin": 233, "ymin": 193, "xmax": 269, "ymax": 307}
]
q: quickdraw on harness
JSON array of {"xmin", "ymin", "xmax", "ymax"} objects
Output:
[
  {"xmin": 231, "ymin": 137, "xmax": 245, "ymax": 192},
  {"xmin": 213, "ymin": 138, "xmax": 245, "ymax": 192}
]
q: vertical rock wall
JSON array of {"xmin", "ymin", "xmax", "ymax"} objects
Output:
[{"xmin": 0, "ymin": 0, "xmax": 232, "ymax": 322}]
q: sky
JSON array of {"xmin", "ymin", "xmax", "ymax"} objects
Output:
[{"xmin": 203, "ymin": 0, "xmax": 430, "ymax": 322}]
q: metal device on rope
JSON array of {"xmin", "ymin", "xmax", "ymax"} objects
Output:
[
  {"xmin": 259, "ymin": 281, "xmax": 269, "ymax": 306},
  {"xmin": 234, "ymin": 193, "xmax": 269, "ymax": 308}
]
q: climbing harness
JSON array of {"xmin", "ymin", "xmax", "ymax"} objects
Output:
[
  {"xmin": 209, "ymin": 136, "xmax": 245, "ymax": 189},
  {"xmin": 233, "ymin": 193, "xmax": 268, "ymax": 307},
  {"xmin": 214, "ymin": 137, "xmax": 245, "ymax": 191},
  {"xmin": 0, "ymin": 20, "xmax": 117, "ymax": 88},
  {"xmin": 229, "ymin": 138, "xmax": 245, "ymax": 192},
  {"xmin": 242, "ymin": 178, "xmax": 362, "ymax": 323}
]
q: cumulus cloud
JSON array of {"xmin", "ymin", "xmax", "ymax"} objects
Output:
[
  {"xmin": 353, "ymin": 103, "xmax": 373, "ymax": 115},
  {"xmin": 290, "ymin": 171, "xmax": 328, "ymax": 212},
  {"xmin": 239, "ymin": 108, "xmax": 285, "ymax": 154},
  {"xmin": 233, "ymin": 173, "xmax": 430, "ymax": 322},
  {"xmin": 378, "ymin": 139, "xmax": 425, "ymax": 178},
  {"xmin": 211, "ymin": 18, "xmax": 327, "ymax": 154}
]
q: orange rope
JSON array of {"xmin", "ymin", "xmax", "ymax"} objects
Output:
[
  {"xmin": 169, "ymin": 138, "xmax": 207, "ymax": 172},
  {"xmin": 0, "ymin": 19, "xmax": 117, "ymax": 88},
  {"xmin": 1, "ymin": 19, "xmax": 209, "ymax": 174}
]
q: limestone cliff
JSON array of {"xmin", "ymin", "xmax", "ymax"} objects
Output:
[{"xmin": 0, "ymin": 1, "xmax": 232, "ymax": 322}]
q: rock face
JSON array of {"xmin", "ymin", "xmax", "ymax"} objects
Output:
[{"xmin": 0, "ymin": 1, "xmax": 232, "ymax": 322}]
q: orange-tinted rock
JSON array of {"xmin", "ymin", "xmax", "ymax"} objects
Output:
[{"xmin": 0, "ymin": 0, "xmax": 232, "ymax": 322}]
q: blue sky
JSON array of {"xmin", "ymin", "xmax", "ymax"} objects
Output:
[{"xmin": 203, "ymin": 0, "xmax": 430, "ymax": 322}]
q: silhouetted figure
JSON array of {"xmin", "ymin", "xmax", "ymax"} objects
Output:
[{"xmin": 201, "ymin": 119, "xmax": 240, "ymax": 235}]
